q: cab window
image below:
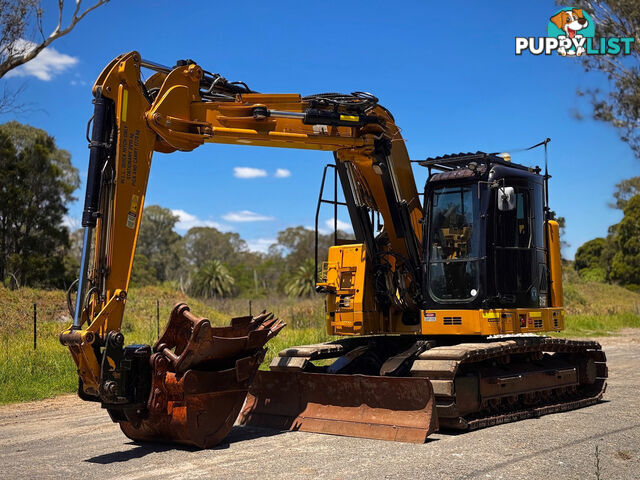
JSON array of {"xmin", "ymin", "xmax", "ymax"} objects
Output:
[{"xmin": 428, "ymin": 185, "xmax": 480, "ymax": 302}]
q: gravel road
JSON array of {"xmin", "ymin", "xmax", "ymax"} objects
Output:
[{"xmin": 1, "ymin": 333, "xmax": 639, "ymax": 480}]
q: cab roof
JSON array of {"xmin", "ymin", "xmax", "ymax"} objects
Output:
[{"xmin": 418, "ymin": 151, "xmax": 540, "ymax": 174}]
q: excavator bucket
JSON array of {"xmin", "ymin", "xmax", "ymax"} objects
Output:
[
  {"xmin": 239, "ymin": 370, "xmax": 438, "ymax": 443},
  {"xmin": 117, "ymin": 303, "xmax": 285, "ymax": 448}
]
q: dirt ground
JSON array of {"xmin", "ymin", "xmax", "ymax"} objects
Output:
[{"xmin": 1, "ymin": 333, "xmax": 639, "ymax": 480}]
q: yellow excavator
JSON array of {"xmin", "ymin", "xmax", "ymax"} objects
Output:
[{"xmin": 60, "ymin": 52, "xmax": 607, "ymax": 447}]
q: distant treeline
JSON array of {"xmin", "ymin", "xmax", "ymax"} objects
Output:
[
  {"xmin": 573, "ymin": 177, "xmax": 640, "ymax": 292},
  {"xmin": 112, "ymin": 207, "xmax": 344, "ymax": 299},
  {"xmin": 0, "ymin": 120, "xmax": 347, "ymax": 298},
  {"xmin": 1, "ymin": 120, "xmax": 638, "ymax": 298}
]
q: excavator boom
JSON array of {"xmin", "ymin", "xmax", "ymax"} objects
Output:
[{"xmin": 60, "ymin": 52, "xmax": 436, "ymax": 446}]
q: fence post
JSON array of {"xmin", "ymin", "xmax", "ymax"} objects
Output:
[
  {"xmin": 33, "ymin": 303, "xmax": 37, "ymax": 350},
  {"xmin": 249, "ymin": 300, "xmax": 252, "ymax": 316},
  {"xmin": 156, "ymin": 299, "xmax": 160, "ymax": 339}
]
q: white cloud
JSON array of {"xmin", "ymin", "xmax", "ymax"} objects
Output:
[
  {"xmin": 171, "ymin": 209, "xmax": 229, "ymax": 232},
  {"xmin": 222, "ymin": 210, "xmax": 274, "ymax": 222},
  {"xmin": 311, "ymin": 218, "xmax": 354, "ymax": 235},
  {"xmin": 325, "ymin": 218, "xmax": 353, "ymax": 232},
  {"xmin": 246, "ymin": 238, "xmax": 276, "ymax": 253},
  {"xmin": 274, "ymin": 168, "xmax": 291, "ymax": 178},
  {"xmin": 234, "ymin": 167, "xmax": 267, "ymax": 179},
  {"xmin": 5, "ymin": 39, "xmax": 78, "ymax": 81},
  {"xmin": 62, "ymin": 215, "xmax": 81, "ymax": 230}
]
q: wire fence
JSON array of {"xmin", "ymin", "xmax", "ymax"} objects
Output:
[{"xmin": 0, "ymin": 294, "xmax": 325, "ymax": 363}]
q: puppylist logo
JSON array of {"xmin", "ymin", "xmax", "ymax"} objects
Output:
[{"xmin": 516, "ymin": 7, "xmax": 635, "ymax": 56}]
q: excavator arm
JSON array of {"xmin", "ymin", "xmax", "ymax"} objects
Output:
[
  {"xmin": 61, "ymin": 51, "xmax": 424, "ymax": 396},
  {"xmin": 59, "ymin": 52, "xmax": 431, "ymax": 446}
]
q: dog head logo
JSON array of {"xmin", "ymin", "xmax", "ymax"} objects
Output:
[
  {"xmin": 550, "ymin": 8, "xmax": 589, "ymax": 39},
  {"xmin": 547, "ymin": 7, "xmax": 595, "ymax": 56}
]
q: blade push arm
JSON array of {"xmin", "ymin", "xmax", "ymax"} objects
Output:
[{"xmin": 61, "ymin": 51, "xmax": 423, "ymax": 396}]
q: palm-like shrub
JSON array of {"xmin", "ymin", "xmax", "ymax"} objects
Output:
[
  {"xmin": 284, "ymin": 258, "xmax": 317, "ymax": 297},
  {"xmin": 189, "ymin": 259, "xmax": 234, "ymax": 298}
]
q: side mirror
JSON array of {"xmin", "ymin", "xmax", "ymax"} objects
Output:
[{"xmin": 498, "ymin": 186, "xmax": 516, "ymax": 211}]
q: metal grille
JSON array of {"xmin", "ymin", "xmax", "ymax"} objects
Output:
[{"xmin": 443, "ymin": 316, "xmax": 462, "ymax": 325}]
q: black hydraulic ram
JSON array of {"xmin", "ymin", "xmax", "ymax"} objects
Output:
[
  {"xmin": 72, "ymin": 91, "xmax": 114, "ymax": 329},
  {"xmin": 252, "ymin": 106, "xmax": 381, "ymax": 128}
]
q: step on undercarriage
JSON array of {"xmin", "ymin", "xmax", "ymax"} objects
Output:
[{"xmin": 239, "ymin": 335, "xmax": 607, "ymax": 440}]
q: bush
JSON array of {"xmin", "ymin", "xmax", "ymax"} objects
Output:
[
  {"xmin": 574, "ymin": 237, "xmax": 607, "ymax": 272},
  {"xmin": 578, "ymin": 266, "xmax": 607, "ymax": 283},
  {"xmin": 189, "ymin": 260, "xmax": 234, "ymax": 299}
]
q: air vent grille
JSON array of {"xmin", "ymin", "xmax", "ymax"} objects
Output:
[{"xmin": 443, "ymin": 316, "xmax": 462, "ymax": 325}]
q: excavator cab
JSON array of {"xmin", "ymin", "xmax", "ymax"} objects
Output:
[{"xmin": 421, "ymin": 152, "xmax": 549, "ymax": 312}]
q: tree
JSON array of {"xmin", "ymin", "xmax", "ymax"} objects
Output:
[
  {"xmin": 558, "ymin": 1, "xmax": 640, "ymax": 157},
  {"xmin": 574, "ymin": 237, "xmax": 607, "ymax": 270},
  {"xmin": 284, "ymin": 258, "xmax": 317, "ymax": 297},
  {"xmin": 226, "ymin": 251, "xmax": 272, "ymax": 297},
  {"xmin": 0, "ymin": 0, "xmax": 109, "ymax": 112},
  {"xmin": 181, "ymin": 227, "xmax": 247, "ymax": 269},
  {"xmin": 270, "ymin": 226, "xmax": 335, "ymax": 271},
  {"xmin": 0, "ymin": 1, "xmax": 109, "ymax": 79},
  {"xmin": 0, "ymin": 121, "xmax": 79, "ymax": 288},
  {"xmin": 189, "ymin": 259, "xmax": 234, "ymax": 299},
  {"xmin": 129, "ymin": 253, "xmax": 157, "ymax": 287},
  {"xmin": 610, "ymin": 195, "xmax": 640, "ymax": 286},
  {"xmin": 611, "ymin": 176, "xmax": 640, "ymax": 209},
  {"xmin": 574, "ymin": 237, "xmax": 609, "ymax": 281},
  {"xmin": 134, "ymin": 205, "xmax": 181, "ymax": 283}
]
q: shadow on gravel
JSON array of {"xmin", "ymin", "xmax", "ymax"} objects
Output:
[
  {"xmin": 84, "ymin": 426, "xmax": 286, "ymax": 463},
  {"xmin": 85, "ymin": 442, "xmax": 198, "ymax": 464},
  {"xmin": 213, "ymin": 425, "xmax": 288, "ymax": 450}
]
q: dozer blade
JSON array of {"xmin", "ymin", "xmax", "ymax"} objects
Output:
[
  {"xmin": 239, "ymin": 370, "xmax": 438, "ymax": 443},
  {"xmin": 116, "ymin": 303, "xmax": 285, "ymax": 449}
]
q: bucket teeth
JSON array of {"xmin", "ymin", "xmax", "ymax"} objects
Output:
[
  {"xmin": 153, "ymin": 303, "xmax": 284, "ymax": 373},
  {"xmin": 119, "ymin": 303, "xmax": 284, "ymax": 448}
]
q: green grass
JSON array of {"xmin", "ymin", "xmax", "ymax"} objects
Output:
[
  {"xmin": 0, "ymin": 331, "xmax": 77, "ymax": 404},
  {"xmin": 1, "ymin": 273, "xmax": 640, "ymax": 405},
  {"xmin": 554, "ymin": 312, "xmax": 640, "ymax": 337},
  {"xmin": 562, "ymin": 265, "xmax": 640, "ymax": 316},
  {"xmin": 261, "ymin": 327, "xmax": 334, "ymax": 369},
  {"xmin": 0, "ymin": 284, "xmax": 333, "ymax": 405},
  {"xmin": 0, "ymin": 322, "xmax": 333, "ymax": 405}
]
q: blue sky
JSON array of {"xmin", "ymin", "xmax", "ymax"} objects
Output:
[{"xmin": 2, "ymin": 0, "xmax": 638, "ymax": 257}]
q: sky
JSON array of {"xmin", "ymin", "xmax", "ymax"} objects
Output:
[{"xmin": 2, "ymin": 0, "xmax": 638, "ymax": 257}]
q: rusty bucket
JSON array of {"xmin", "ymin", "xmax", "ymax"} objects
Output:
[
  {"xmin": 239, "ymin": 370, "xmax": 438, "ymax": 443},
  {"xmin": 119, "ymin": 303, "xmax": 285, "ymax": 448}
]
